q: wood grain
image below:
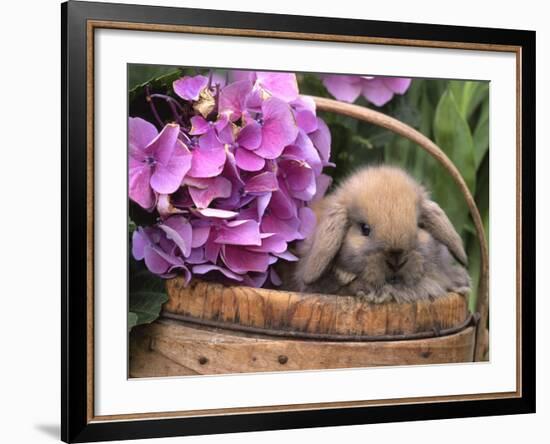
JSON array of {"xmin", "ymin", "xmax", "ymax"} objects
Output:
[
  {"xmin": 164, "ymin": 278, "xmax": 469, "ymax": 337},
  {"xmin": 129, "ymin": 319, "xmax": 476, "ymax": 377},
  {"xmin": 130, "ymin": 326, "xmax": 198, "ymax": 378}
]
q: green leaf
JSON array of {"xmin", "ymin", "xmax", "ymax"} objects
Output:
[
  {"xmin": 128, "ymin": 65, "xmax": 180, "ymax": 91},
  {"xmin": 384, "ymin": 134, "xmax": 413, "ymax": 169},
  {"xmin": 465, "ymin": 152, "xmax": 489, "ymax": 312},
  {"xmin": 130, "ymin": 290, "xmax": 168, "ymax": 324},
  {"xmin": 128, "ymin": 68, "xmax": 184, "ymax": 104},
  {"xmin": 473, "ymin": 100, "xmax": 490, "ymax": 168},
  {"xmin": 418, "ymin": 82, "xmax": 435, "ymax": 137},
  {"xmin": 433, "ymin": 89, "xmax": 477, "ymax": 191},
  {"xmin": 449, "ymin": 81, "xmax": 489, "ymax": 121},
  {"xmin": 128, "ymin": 267, "xmax": 168, "ymax": 331},
  {"xmin": 128, "ymin": 218, "xmax": 137, "ymax": 234},
  {"xmin": 128, "ymin": 312, "xmax": 138, "ymax": 332},
  {"xmin": 351, "ymin": 134, "xmax": 374, "ymax": 150},
  {"xmin": 432, "ymin": 89, "xmax": 477, "ymax": 236},
  {"xmin": 297, "ymin": 73, "xmax": 329, "ymax": 97}
]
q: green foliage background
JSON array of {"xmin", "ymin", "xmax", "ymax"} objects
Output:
[{"xmin": 128, "ymin": 65, "xmax": 489, "ymax": 330}]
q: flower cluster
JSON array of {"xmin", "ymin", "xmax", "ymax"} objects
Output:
[
  {"xmin": 129, "ymin": 71, "xmax": 332, "ymax": 287},
  {"xmin": 321, "ymin": 75, "xmax": 412, "ymax": 106}
]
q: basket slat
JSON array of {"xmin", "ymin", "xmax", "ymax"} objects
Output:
[
  {"xmin": 164, "ymin": 278, "xmax": 469, "ymax": 338},
  {"xmin": 130, "ymin": 320, "xmax": 476, "ymax": 377}
]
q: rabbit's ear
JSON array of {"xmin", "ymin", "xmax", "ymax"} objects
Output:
[
  {"xmin": 301, "ymin": 201, "xmax": 349, "ymax": 285},
  {"xmin": 420, "ymin": 199, "xmax": 468, "ymax": 266}
]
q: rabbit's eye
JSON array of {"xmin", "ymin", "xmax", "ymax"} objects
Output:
[{"xmin": 360, "ymin": 223, "xmax": 371, "ymax": 236}]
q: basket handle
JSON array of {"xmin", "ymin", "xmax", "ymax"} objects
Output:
[{"xmin": 311, "ymin": 95, "xmax": 489, "ymax": 361}]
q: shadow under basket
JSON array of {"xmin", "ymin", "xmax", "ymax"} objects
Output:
[{"xmin": 129, "ymin": 96, "xmax": 489, "ymax": 378}]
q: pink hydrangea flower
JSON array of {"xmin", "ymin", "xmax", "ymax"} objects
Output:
[
  {"xmin": 321, "ymin": 75, "xmax": 412, "ymax": 106},
  {"xmin": 129, "ymin": 71, "xmax": 332, "ymax": 287},
  {"xmin": 129, "ymin": 119, "xmax": 192, "ymax": 209}
]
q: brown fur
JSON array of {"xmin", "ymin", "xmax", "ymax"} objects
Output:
[{"xmin": 286, "ymin": 166, "xmax": 471, "ymax": 303}]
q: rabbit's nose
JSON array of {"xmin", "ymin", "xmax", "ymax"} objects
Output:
[{"xmin": 386, "ymin": 249, "xmax": 407, "ymax": 272}]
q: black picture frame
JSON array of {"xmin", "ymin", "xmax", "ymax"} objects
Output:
[{"xmin": 62, "ymin": 1, "xmax": 536, "ymax": 442}]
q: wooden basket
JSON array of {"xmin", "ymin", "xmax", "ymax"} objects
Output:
[{"xmin": 129, "ymin": 96, "xmax": 489, "ymax": 378}]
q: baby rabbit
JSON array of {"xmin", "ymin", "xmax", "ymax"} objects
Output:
[{"xmin": 290, "ymin": 166, "xmax": 471, "ymax": 303}]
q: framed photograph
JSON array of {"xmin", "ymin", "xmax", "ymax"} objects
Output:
[{"xmin": 62, "ymin": 0, "xmax": 535, "ymax": 442}]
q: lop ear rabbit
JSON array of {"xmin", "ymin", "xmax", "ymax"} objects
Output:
[{"xmin": 291, "ymin": 166, "xmax": 471, "ymax": 303}]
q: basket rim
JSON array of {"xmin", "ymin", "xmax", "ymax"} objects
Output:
[
  {"xmin": 160, "ymin": 310, "xmax": 478, "ymax": 343},
  {"xmin": 163, "ymin": 278, "xmax": 473, "ymax": 341}
]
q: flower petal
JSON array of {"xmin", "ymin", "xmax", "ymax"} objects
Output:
[
  {"xmin": 143, "ymin": 244, "xmax": 171, "ymax": 275},
  {"xmin": 186, "ymin": 247, "xmax": 207, "ymax": 264},
  {"xmin": 192, "ymin": 264, "xmax": 244, "ymax": 281},
  {"xmin": 229, "ymin": 70, "xmax": 256, "ymax": 83},
  {"xmin": 214, "ymin": 152, "xmax": 247, "ymax": 209},
  {"xmin": 383, "ymin": 77, "xmax": 412, "ymax": 94},
  {"xmin": 235, "ymin": 147, "xmax": 265, "ymax": 172},
  {"xmin": 269, "ymin": 183, "xmax": 296, "ymax": 220},
  {"xmin": 191, "ymin": 223, "xmax": 211, "ymax": 248},
  {"xmin": 131, "ymin": 228, "xmax": 149, "ymax": 260},
  {"xmin": 312, "ymin": 174, "xmax": 332, "ymax": 202},
  {"xmin": 188, "ymin": 176, "xmax": 232, "ymax": 208},
  {"xmin": 298, "ymin": 206, "xmax": 316, "ymax": 239},
  {"xmin": 309, "ymin": 118, "xmax": 331, "ymax": 164},
  {"xmin": 273, "ymin": 249, "xmax": 299, "ymax": 261},
  {"xmin": 216, "ymin": 121, "xmax": 236, "ymax": 145},
  {"xmin": 247, "ymin": 234, "xmax": 287, "ymax": 253},
  {"xmin": 244, "ymin": 88, "xmax": 264, "ymax": 112},
  {"xmin": 173, "ymin": 75, "xmax": 209, "ymax": 101},
  {"xmin": 129, "ymin": 164, "xmax": 155, "ymax": 209},
  {"xmin": 362, "ymin": 78, "xmax": 395, "ymax": 106},
  {"xmin": 194, "ymin": 208, "xmax": 238, "ymax": 218},
  {"xmin": 129, "ymin": 117, "xmax": 158, "ymax": 156},
  {"xmin": 188, "ymin": 146, "xmax": 226, "ymax": 178},
  {"xmin": 237, "ymin": 120, "xmax": 262, "ymax": 150},
  {"xmin": 222, "ymin": 150, "xmax": 244, "ymax": 186},
  {"xmin": 254, "ymin": 97, "xmax": 298, "ymax": 159},
  {"xmin": 322, "ymin": 75, "xmax": 362, "ymax": 102},
  {"xmin": 167, "ymin": 262, "xmax": 192, "ymax": 284},
  {"xmin": 295, "ymin": 109, "xmax": 318, "ymax": 133},
  {"xmin": 205, "ymin": 237, "xmax": 221, "ymax": 263},
  {"xmin": 280, "ymin": 159, "xmax": 316, "ymax": 200},
  {"xmin": 256, "ymin": 72, "xmax": 299, "ymax": 102},
  {"xmin": 158, "ymin": 216, "xmax": 193, "ymax": 257},
  {"xmin": 283, "ymin": 131, "xmax": 322, "ymax": 175},
  {"xmin": 222, "ymin": 245, "xmax": 270, "ymax": 274},
  {"xmin": 144, "ymin": 123, "xmax": 180, "ymax": 166},
  {"xmin": 292, "ymin": 95, "xmax": 316, "ymax": 112},
  {"xmin": 261, "ymin": 214, "xmax": 301, "ymax": 242},
  {"xmin": 218, "ymin": 79, "xmax": 253, "ymax": 121},
  {"xmin": 292, "ymin": 95, "xmax": 318, "ymax": 133},
  {"xmin": 150, "ymin": 140, "xmax": 192, "ymax": 194},
  {"xmin": 256, "ymin": 192, "xmax": 271, "ymax": 219},
  {"xmin": 198, "ymin": 128, "xmax": 224, "ymax": 150},
  {"xmin": 244, "ymin": 171, "xmax": 278, "ymax": 194},
  {"xmin": 215, "ymin": 219, "xmax": 262, "ymax": 246},
  {"xmin": 189, "ymin": 115, "xmax": 211, "ymax": 135}
]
